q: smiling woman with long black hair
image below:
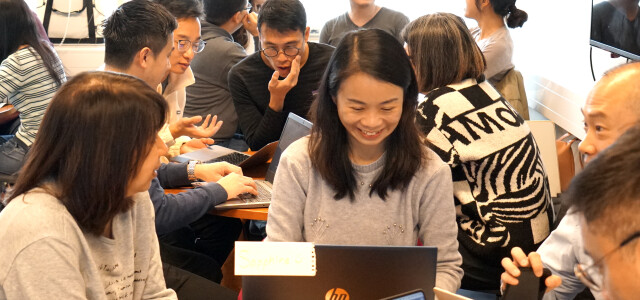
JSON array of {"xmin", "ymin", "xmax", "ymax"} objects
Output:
[{"xmin": 265, "ymin": 29, "xmax": 463, "ymax": 292}]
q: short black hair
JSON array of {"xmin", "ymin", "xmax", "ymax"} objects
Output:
[
  {"xmin": 202, "ymin": 0, "xmax": 246, "ymax": 26},
  {"xmin": 103, "ymin": 0, "xmax": 177, "ymax": 69},
  {"xmin": 154, "ymin": 0, "xmax": 204, "ymax": 19},
  {"xmin": 567, "ymin": 124, "xmax": 640, "ymax": 241},
  {"xmin": 257, "ymin": 0, "xmax": 306, "ymax": 34}
]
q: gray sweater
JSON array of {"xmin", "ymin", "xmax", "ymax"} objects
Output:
[
  {"xmin": 266, "ymin": 137, "xmax": 463, "ymax": 292},
  {"xmin": 0, "ymin": 188, "xmax": 176, "ymax": 299},
  {"xmin": 185, "ymin": 21, "xmax": 247, "ymax": 141},
  {"xmin": 319, "ymin": 7, "xmax": 409, "ymax": 47}
]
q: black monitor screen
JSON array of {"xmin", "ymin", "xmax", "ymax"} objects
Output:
[{"xmin": 590, "ymin": 0, "xmax": 640, "ymax": 60}]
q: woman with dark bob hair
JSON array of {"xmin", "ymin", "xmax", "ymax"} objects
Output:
[
  {"xmin": 265, "ymin": 29, "xmax": 463, "ymax": 292},
  {"xmin": 0, "ymin": 72, "xmax": 177, "ymax": 299},
  {"xmin": 0, "ymin": 0, "xmax": 66, "ymax": 178},
  {"xmin": 464, "ymin": 0, "xmax": 528, "ymax": 84},
  {"xmin": 403, "ymin": 13, "xmax": 553, "ymax": 291}
]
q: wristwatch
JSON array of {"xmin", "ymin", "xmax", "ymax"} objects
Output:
[{"xmin": 187, "ymin": 160, "xmax": 200, "ymax": 181}]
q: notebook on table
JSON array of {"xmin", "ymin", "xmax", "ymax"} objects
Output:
[
  {"xmin": 242, "ymin": 245, "xmax": 438, "ymax": 300},
  {"xmin": 213, "ymin": 113, "xmax": 313, "ymax": 210}
]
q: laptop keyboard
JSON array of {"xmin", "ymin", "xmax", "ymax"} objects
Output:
[
  {"xmin": 238, "ymin": 181, "xmax": 272, "ymax": 203},
  {"xmin": 204, "ymin": 152, "xmax": 250, "ymax": 165}
]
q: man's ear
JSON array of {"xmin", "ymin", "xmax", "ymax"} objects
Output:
[
  {"xmin": 304, "ymin": 26, "xmax": 310, "ymax": 43},
  {"xmin": 138, "ymin": 47, "xmax": 153, "ymax": 69},
  {"xmin": 232, "ymin": 10, "xmax": 244, "ymax": 25}
]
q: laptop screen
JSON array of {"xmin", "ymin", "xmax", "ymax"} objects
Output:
[
  {"xmin": 243, "ymin": 245, "xmax": 438, "ymax": 300},
  {"xmin": 264, "ymin": 113, "xmax": 313, "ymax": 182}
]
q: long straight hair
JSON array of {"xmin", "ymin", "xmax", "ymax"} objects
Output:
[
  {"xmin": 7, "ymin": 72, "xmax": 167, "ymax": 236},
  {"xmin": 0, "ymin": 0, "xmax": 63, "ymax": 85},
  {"xmin": 309, "ymin": 29, "xmax": 424, "ymax": 201}
]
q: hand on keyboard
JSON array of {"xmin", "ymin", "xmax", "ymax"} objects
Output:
[
  {"xmin": 194, "ymin": 162, "xmax": 243, "ymax": 182},
  {"xmin": 217, "ymin": 172, "xmax": 258, "ymax": 200}
]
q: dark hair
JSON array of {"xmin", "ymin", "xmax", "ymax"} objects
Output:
[
  {"xmin": 0, "ymin": 0, "xmax": 64, "ymax": 85},
  {"xmin": 478, "ymin": 0, "xmax": 528, "ymax": 28},
  {"xmin": 257, "ymin": 0, "xmax": 306, "ymax": 34},
  {"xmin": 566, "ymin": 125, "xmax": 640, "ymax": 242},
  {"xmin": 103, "ymin": 0, "xmax": 177, "ymax": 70},
  {"xmin": 155, "ymin": 0, "xmax": 204, "ymax": 19},
  {"xmin": 309, "ymin": 29, "xmax": 423, "ymax": 201},
  {"xmin": 250, "ymin": 0, "xmax": 265, "ymax": 13},
  {"xmin": 232, "ymin": 28, "xmax": 250, "ymax": 48},
  {"xmin": 202, "ymin": 0, "xmax": 246, "ymax": 26},
  {"xmin": 7, "ymin": 72, "xmax": 168, "ymax": 236},
  {"xmin": 402, "ymin": 13, "xmax": 485, "ymax": 93}
]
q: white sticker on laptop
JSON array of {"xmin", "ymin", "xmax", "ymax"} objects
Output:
[{"xmin": 235, "ymin": 242, "xmax": 317, "ymax": 276}]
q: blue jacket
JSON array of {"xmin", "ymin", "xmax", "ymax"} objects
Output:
[{"xmin": 149, "ymin": 162, "xmax": 228, "ymax": 235}]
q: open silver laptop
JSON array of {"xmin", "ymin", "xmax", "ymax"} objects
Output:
[{"xmin": 213, "ymin": 113, "xmax": 312, "ymax": 210}]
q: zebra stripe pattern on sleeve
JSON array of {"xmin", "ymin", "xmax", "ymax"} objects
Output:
[{"xmin": 416, "ymin": 78, "xmax": 553, "ymax": 260}]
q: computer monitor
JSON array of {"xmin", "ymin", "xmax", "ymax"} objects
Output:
[{"xmin": 591, "ymin": 0, "xmax": 640, "ymax": 60}]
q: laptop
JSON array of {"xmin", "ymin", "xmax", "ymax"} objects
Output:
[
  {"xmin": 213, "ymin": 113, "xmax": 313, "ymax": 210},
  {"xmin": 242, "ymin": 245, "xmax": 438, "ymax": 300},
  {"xmin": 170, "ymin": 140, "xmax": 278, "ymax": 171}
]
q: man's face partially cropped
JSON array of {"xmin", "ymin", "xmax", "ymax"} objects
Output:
[
  {"xmin": 579, "ymin": 74, "xmax": 639, "ymax": 164},
  {"xmin": 146, "ymin": 34, "xmax": 174, "ymax": 87},
  {"xmin": 581, "ymin": 217, "xmax": 640, "ymax": 300}
]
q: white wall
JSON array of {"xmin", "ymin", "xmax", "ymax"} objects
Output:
[
  {"xmin": 511, "ymin": 0, "xmax": 627, "ymax": 139},
  {"xmin": 28, "ymin": 0, "xmax": 632, "ymax": 127}
]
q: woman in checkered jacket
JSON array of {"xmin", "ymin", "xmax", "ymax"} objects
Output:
[{"xmin": 402, "ymin": 12, "xmax": 553, "ymax": 291}]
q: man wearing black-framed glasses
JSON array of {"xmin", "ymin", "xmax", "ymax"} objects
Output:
[
  {"xmin": 501, "ymin": 62, "xmax": 640, "ymax": 300},
  {"xmin": 228, "ymin": 0, "xmax": 334, "ymax": 150},
  {"xmin": 567, "ymin": 124, "xmax": 640, "ymax": 300}
]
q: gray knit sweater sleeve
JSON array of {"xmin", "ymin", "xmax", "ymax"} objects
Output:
[
  {"xmin": 266, "ymin": 138, "xmax": 462, "ymax": 292},
  {"xmin": 416, "ymin": 162, "xmax": 464, "ymax": 292}
]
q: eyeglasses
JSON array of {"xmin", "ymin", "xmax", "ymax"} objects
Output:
[
  {"xmin": 574, "ymin": 231, "xmax": 640, "ymax": 291},
  {"xmin": 243, "ymin": 3, "xmax": 252, "ymax": 12},
  {"xmin": 262, "ymin": 46, "xmax": 301, "ymax": 58},
  {"xmin": 176, "ymin": 40, "xmax": 206, "ymax": 54}
]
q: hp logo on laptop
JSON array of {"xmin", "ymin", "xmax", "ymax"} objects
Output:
[{"xmin": 325, "ymin": 288, "xmax": 350, "ymax": 300}]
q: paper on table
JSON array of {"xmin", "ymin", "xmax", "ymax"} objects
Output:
[
  {"xmin": 235, "ymin": 241, "xmax": 317, "ymax": 276},
  {"xmin": 433, "ymin": 288, "xmax": 472, "ymax": 300}
]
